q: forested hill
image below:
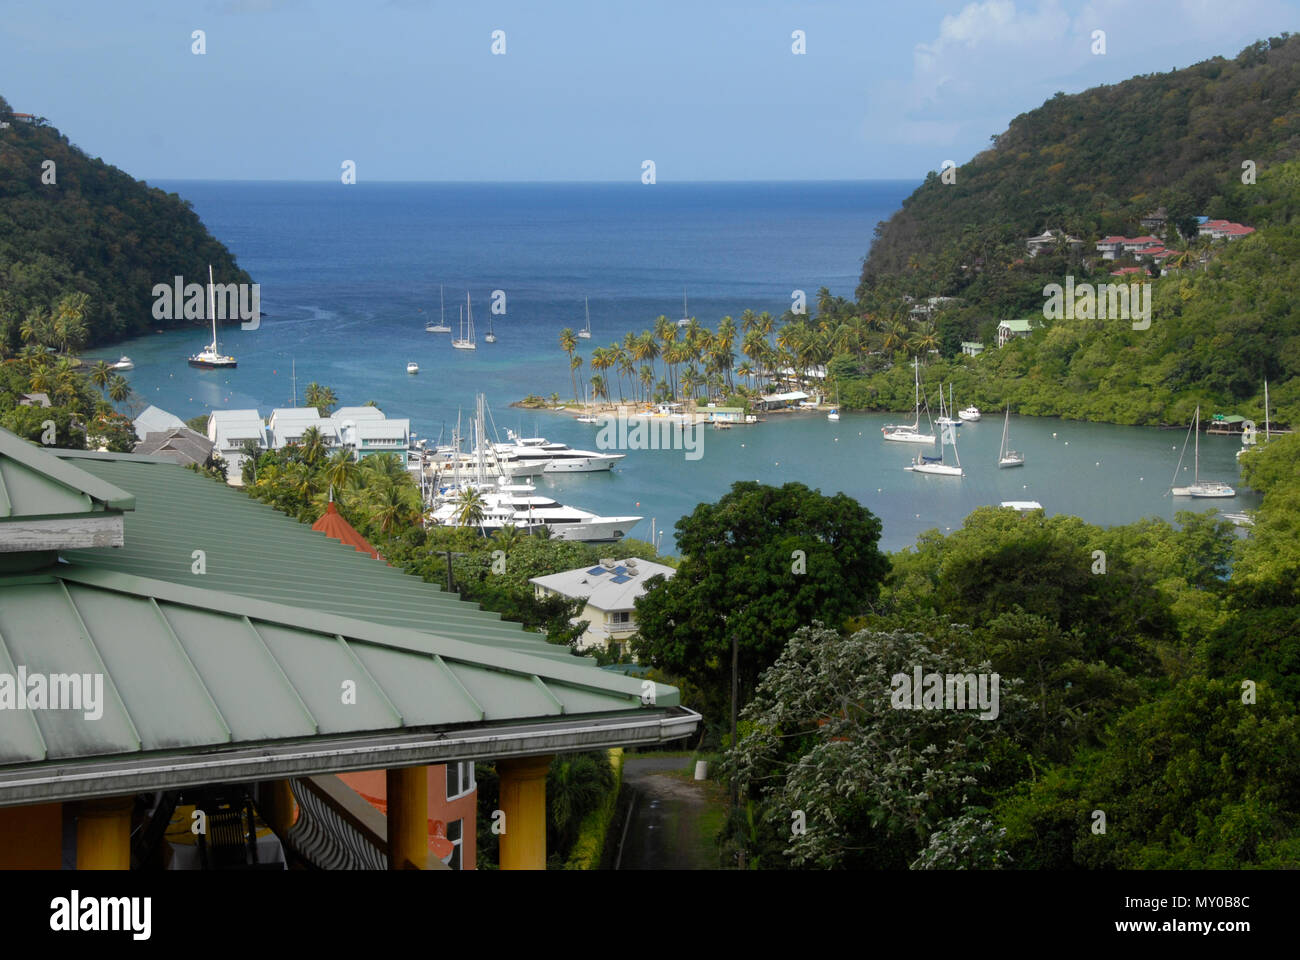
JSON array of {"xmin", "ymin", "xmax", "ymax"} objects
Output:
[
  {"xmin": 859, "ymin": 35, "xmax": 1300, "ymax": 296},
  {"xmin": 0, "ymin": 94, "xmax": 250, "ymax": 350}
]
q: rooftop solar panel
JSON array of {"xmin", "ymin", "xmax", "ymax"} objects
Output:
[{"xmin": 587, "ymin": 567, "xmax": 608, "ymax": 576}]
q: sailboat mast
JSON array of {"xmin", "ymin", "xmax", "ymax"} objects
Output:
[
  {"xmin": 440, "ymin": 284, "xmax": 445, "ymax": 326},
  {"xmin": 207, "ymin": 265, "xmax": 217, "ymax": 349},
  {"xmin": 1265, "ymin": 380, "xmax": 1271, "ymax": 440},
  {"xmin": 1194, "ymin": 405, "xmax": 1200, "ymax": 484}
]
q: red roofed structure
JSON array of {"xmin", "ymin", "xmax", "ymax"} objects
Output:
[{"xmin": 312, "ymin": 500, "xmax": 381, "ymax": 560}]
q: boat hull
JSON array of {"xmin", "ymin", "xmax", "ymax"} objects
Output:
[
  {"xmin": 998, "ymin": 457, "xmax": 1024, "ymax": 468},
  {"xmin": 542, "ymin": 454, "xmax": 624, "ymax": 473},
  {"xmin": 188, "ymin": 358, "xmax": 237, "ymax": 369},
  {"xmin": 883, "ymin": 431, "xmax": 935, "ymax": 444},
  {"xmin": 906, "ymin": 463, "xmax": 964, "ymax": 476}
]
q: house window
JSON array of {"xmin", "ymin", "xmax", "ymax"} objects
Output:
[
  {"xmin": 446, "ymin": 761, "xmax": 476, "ymax": 801},
  {"xmin": 610, "ymin": 611, "xmax": 631, "ymax": 624},
  {"xmin": 446, "ymin": 818, "xmax": 463, "ymax": 871}
]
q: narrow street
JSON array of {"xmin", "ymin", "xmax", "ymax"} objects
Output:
[{"xmin": 615, "ymin": 755, "xmax": 723, "ymax": 870}]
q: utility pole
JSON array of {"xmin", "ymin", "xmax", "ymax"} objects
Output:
[{"xmin": 444, "ymin": 549, "xmax": 455, "ymax": 593}]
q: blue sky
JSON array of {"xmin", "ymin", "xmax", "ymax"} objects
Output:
[{"xmin": 2, "ymin": 0, "xmax": 1296, "ymax": 181}]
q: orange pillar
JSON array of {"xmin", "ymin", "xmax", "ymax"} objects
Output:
[
  {"xmin": 76, "ymin": 796, "xmax": 134, "ymax": 870},
  {"xmin": 0, "ymin": 803, "xmax": 63, "ymax": 869},
  {"xmin": 497, "ymin": 755, "xmax": 552, "ymax": 870},
  {"xmin": 386, "ymin": 766, "xmax": 428, "ymax": 869}
]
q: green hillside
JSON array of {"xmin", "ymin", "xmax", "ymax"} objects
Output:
[{"xmin": 0, "ymin": 93, "xmax": 251, "ymax": 352}]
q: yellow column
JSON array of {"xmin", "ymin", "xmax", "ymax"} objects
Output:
[
  {"xmin": 497, "ymin": 754, "xmax": 552, "ymax": 870},
  {"xmin": 76, "ymin": 796, "xmax": 134, "ymax": 870},
  {"xmin": 386, "ymin": 766, "xmax": 428, "ymax": 869},
  {"xmin": 261, "ymin": 780, "xmax": 298, "ymax": 838}
]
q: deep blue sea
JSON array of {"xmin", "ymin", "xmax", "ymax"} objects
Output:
[{"xmin": 95, "ymin": 180, "xmax": 1256, "ymax": 552}]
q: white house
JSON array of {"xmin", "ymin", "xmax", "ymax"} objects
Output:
[
  {"xmin": 997, "ymin": 318, "xmax": 1034, "ymax": 347},
  {"xmin": 207, "ymin": 410, "xmax": 268, "ymax": 483},
  {"xmin": 267, "ymin": 407, "xmax": 339, "ymax": 449},
  {"xmin": 530, "ymin": 557, "xmax": 676, "ymax": 654},
  {"xmin": 1026, "ymin": 230, "xmax": 1083, "ymax": 257}
]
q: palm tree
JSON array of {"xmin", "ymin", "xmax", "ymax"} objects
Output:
[
  {"xmin": 108, "ymin": 374, "xmax": 130, "ymax": 409},
  {"xmin": 322, "ymin": 447, "xmax": 358, "ymax": 491},
  {"xmin": 365, "ymin": 480, "xmax": 421, "ymax": 535},
  {"xmin": 590, "ymin": 374, "xmax": 608, "ymax": 403},
  {"xmin": 559, "ymin": 328, "xmax": 579, "ymax": 400},
  {"xmin": 570, "ymin": 355, "xmax": 584, "ymax": 404},
  {"xmin": 494, "ymin": 522, "xmax": 524, "ymax": 553},
  {"xmin": 299, "ymin": 425, "xmax": 327, "ymax": 465},
  {"xmin": 547, "ymin": 753, "xmax": 615, "ymax": 847},
  {"xmin": 89, "ymin": 360, "xmax": 112, "ymax": 399},
  {"xmin": 909, "ymin": 321, "xmax": 940, "ymax": 359},
  {"xmin": 303, "ymin": 382, "xmax": 339, "ymax": 416},
  {"xmin": 452, "ymin": 487, "xmax": 487, "ymax": 532}
]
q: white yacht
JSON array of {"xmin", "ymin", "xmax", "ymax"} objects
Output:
[
  {"xmin": 427, "ymin": 284, "xmax": 452, "ymax": 333},
  {"xmin": 428, "ymin": 482, "xmax": 640, "ymax": 542},
  {"xmin": 1171, "ymin": 405, "xmax": 1235, "ymax": 498},
  {"xmin": 452, "ymin": 294, "xmax": 477, "ymax": 350},
  {"xmin": 883, "ymin": 358, "xmax": 936, "ymax": 444},
  {"xmin": 997, "ymin": 407, "xmax": 1024, "ymax": 468},
  {"xmin": 110, "ymin": 356, "xmax": 134, "ymax": 371},
  {"xmin": 1001, "ymin": 500, "xmax": 1043, "ymax": 512},
  {"xmin": 188, "ymin": 265, "xmax": 237, "ymax": 369},
  {"xmin": 495, "ymin": 430, "xmax": 625, "ymax": 473},
  {"xmin": 958, "ymin": 405, "xmax": 981, "ymax": 422},
  {"xmin": 905, "ymin": 388, "xmax": 963, "ymax": 477},
  {"xmin": 406, "ymin": 362, "xmax": 419, "ymax": 374},
  {"xmin": 577, "ymin": 297, "xmax": 592, "ymax": 340}
]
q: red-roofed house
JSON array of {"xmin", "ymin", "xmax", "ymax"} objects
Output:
[
  {"xmin": 1109, "ymin": 266, "xmax": 1146, "ymax": 276},
  {"xmin": 1198, "ymin": 219, "xmax": 1255, "ymax": 240}
]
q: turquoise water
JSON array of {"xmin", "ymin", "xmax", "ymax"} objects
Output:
[{"xmin": 95, "ymin": 181, "xmax": 1257, "ymax": 552}]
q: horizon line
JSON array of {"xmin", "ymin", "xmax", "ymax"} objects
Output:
[{"xmin": 144, "ymin": 176, "xmax": 924, "ymax": 185}]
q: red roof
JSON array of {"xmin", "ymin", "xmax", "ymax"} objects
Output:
[
  {"xmin": 1110, "ymin": 266, "xmax": 1145, "ymax": 275},
  {"xmin": 312, "ymin": 501, "xmax": 381, "ymax": 560}
]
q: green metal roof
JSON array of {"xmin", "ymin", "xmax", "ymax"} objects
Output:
[
  {"xmin": 1000, "ymin": 318, "xmax": 1035, "ymax": 332},
  {"xmin": 56, "ymin": 450, "xmax": 577, "ymax": 661},
  {"xmin": 0, "ymin": 562, "xmax": 686, "ymax": 802},
  {"xmin": 0, "ymin": 429, "xmax": 135, "ymax": 520}
]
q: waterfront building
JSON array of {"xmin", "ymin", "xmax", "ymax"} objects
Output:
[
  {"xmin": 960, "ymin": 341, "xmax": 985, "ymax": 357},
  {"xmin": 530, "ymin": 557, "xmax": 676, "ymax": 655},
  {"xmin": 0, "ymin": 427, "xmax": 697, "ymax": 869}
]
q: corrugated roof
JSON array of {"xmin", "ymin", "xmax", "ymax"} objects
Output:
[{"xmin": 57, "ymin": 450, "xmax": 577, "ymax": 661}]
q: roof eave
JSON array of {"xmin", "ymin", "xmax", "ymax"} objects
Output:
[{"xmin": 0, "ymin": 707, "xmax": 701, "ymax": 808}]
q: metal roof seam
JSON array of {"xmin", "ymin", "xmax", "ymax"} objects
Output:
[
  {"xmin": 56, "ymin": 579, "xmax": 143, "ymax": 751},
  {"xmin": 0, "ymin": 618, "xmax": 48, "ymax": 761},
  {"xmin": 530, "ymin": 674, "xmax": 566, "ymax": 716},
  {"xmin": 333, "ymin": 633, "xmax": 405, "ymax": 727},
  {"xmin": 241, "ymin": 616, "xmax": 320, "ymax": 735},
  {"xmin": 145, "ymin": 596, "xmax": 232, "ymax": 742},
  {"xmin": 431, "ymin": 654, "xmax": 486, "ymax": 721}
]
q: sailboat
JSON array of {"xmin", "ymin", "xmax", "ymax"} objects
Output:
[
  {"xmin": 906, "ymin": 387, "xmax": 963, "ymax": 476},
  {"xmin": 1171, "ymin": 405, "xmax": 1234, "ymax": 497},
  {"xmin": 427, "ymin": 284, "xmax": 451, "ymax": 333},
  {"xmin": 188, "ymin": 265, "xmax": 238, "ymax": 369},
  {"xmin": 485, "ymin": 310, "xmax": 497, "ymax": 343},
  {"xmin": 882, "ymin": 358, "xmax": 935, "ymax": 443},
  {"xmin": 998, "ymin": 407, "xmax": 1024, "ymax": 468},
  {"xmin": 452, "ymin": 293, "xmax": 477, "ymax": 350},
  {"xmin": 577, "ymin": 297, "xmax": 592, "ymax": 339},
  {"xmin": 935, "ymin": 383, "xmax": 960, "ymax": 426},
  {"xmin": 827, "ymin": 385, "xmax": 840, "ymax": 421},
  {"xmin": 677, "ymin": 289, "xmax": 691, "ymax": 328},
  {"xmin": 1236, "ymin": 379, "xmax": 1269, "ymax": 461}
]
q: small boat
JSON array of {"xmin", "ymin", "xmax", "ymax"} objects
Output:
[
  {"xmin": 407, "ymin": 362, "xmax": 419, "ymax": 374},
  {"xmin": 452, "ymin": 295, "xmax": 477, "ymax": 350},
  {"xmin": 677, "ymin": 289, "xmax": 691, "ymax": 328},
  {"xmin": 1171, "ymin": 405, "xmax": 1235, "ymax": 498},
  {"xmin": 905, "ymin": 389, "xmax": 963, "ymax": 476},
  {"xmin": 1001, "ymin": 500, "xmax": 1042, "ymax": 512},
  {"xmin": 935, "ymin": 384, "xmax": 960, "ymax": 426},
  {"xmin": 958, "ymin": 405, "xmax": 981, "ymax": 422},
  {"xmin": 997, "ymin": 407, "xmax": 1024, "ymax": 468},
  {"xmin": 427, "ymin": 284, "xmax": 452, "ymax": 333},
  {"xmin": 1236, "ymin": 379, "xmax": 1270, "ymax": 461},
  {"xmin": 577, "ymin": 297, "xmax": 592, "ymax": 340},
  {"xmin": 575, "ymin": 385, "xmax": 600, "ymax": 422},
  {"xmin": 883, "ymin": 358, "xmax": 936, "ymax": 444},
  {"xmin": 1221, "ymin": 512, "xmax": 1255, "ymax": 527},
  {"xmin": 826, "ymin": 409, "xmax": 840, "ymax": 422},
  {"xmin": 110, "ymin": 356, "xmax": 134, "ymax": 371},
  {"xmin": 484, "ymin": 311, "xmax": 497, "ymax": 343},
  {"xmin": 188, "ymin": 265, "xmax": 238, "ymax": 369}
]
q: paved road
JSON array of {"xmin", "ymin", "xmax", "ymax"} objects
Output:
[{"xmin": 616, "ymin": 756, "xmax": 718, "ymax": 870}]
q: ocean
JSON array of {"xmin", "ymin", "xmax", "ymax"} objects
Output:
[{"xmin": 97, "ymin": 180, "xmax": 1256, "ymax": 552}]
